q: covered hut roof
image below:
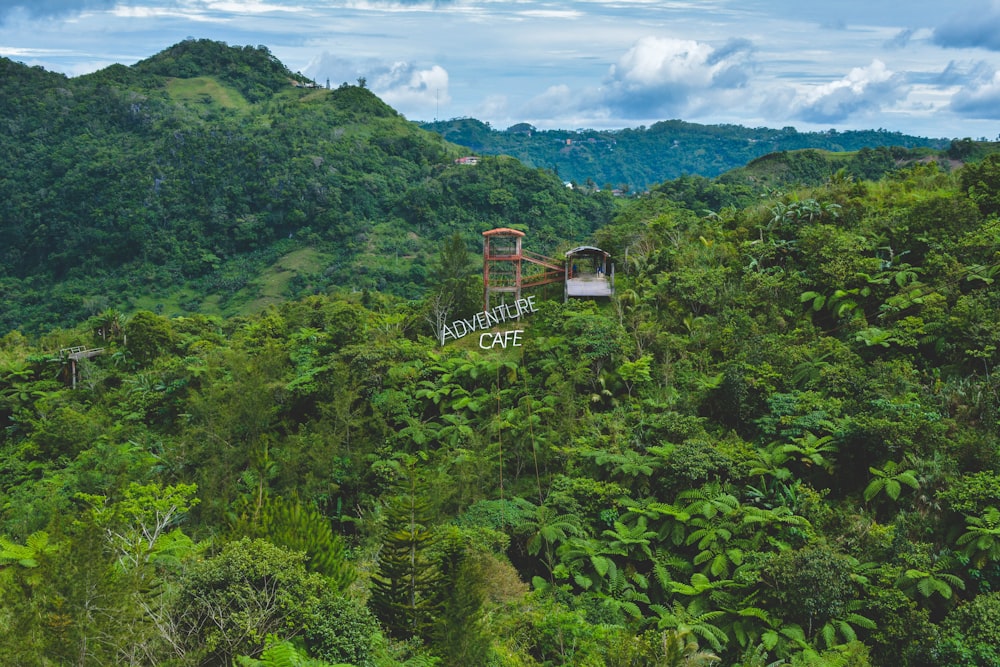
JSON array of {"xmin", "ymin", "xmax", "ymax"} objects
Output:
[{"xmin": 565, "ymin": 245, "xmax": 610, "ymax": 258}]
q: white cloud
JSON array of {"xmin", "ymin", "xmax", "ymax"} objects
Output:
[
  {"xmin": 0, "ymin": 0, "xmax": 114, "ymax": 21},
  {"xmin": 373, "ymin": 62, "xmax": 450, "ymax": 113},
  {"xmin": 529, "ymin": 36, "xmax": 758, "ymax": 121},
  {"xmin": 516, "ymin": 9, "xmax": 583, "ymax": 20},
  {"xmin": 521, "ymin": 84, "xmax": 576, "ymax": 113},
  {"xmin": 609, "ymin": 36, "xmax": 752, "ymax": 91},
  {"xmin": 6, "ymin": 0, "xmax": 1000, "ymax": 137},
  {"xmin": 950, "ymin": 65, "xmax": 1000, "ymax": 118},
  {"xmin": 202, "ymin": 0, "xmax": 304, "ymax": 13},
  {"xmin": 790, "ymin": 59, "xmax": 908, "ymax": 124},
  {"xmin": 471, "ymin": 94, "xmax": 510, "ymax": 126}
]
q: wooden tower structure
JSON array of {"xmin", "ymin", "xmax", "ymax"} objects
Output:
[{"xmin": 482, "ymin": 228, "xmax": 565, "ymax": 310}]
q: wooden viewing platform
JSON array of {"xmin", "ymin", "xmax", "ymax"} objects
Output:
[
  {"xmin": 565, "ymin": 272, "xmax": 613, "ymax": 298},
  {"xmin": 564, "ymin": 245, "xmax": 614, "ymax": 301}
]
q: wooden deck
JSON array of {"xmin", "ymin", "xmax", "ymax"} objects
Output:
[{"xmin": 566, "ymin": 273, "xmax": 613, "ymax": 298}]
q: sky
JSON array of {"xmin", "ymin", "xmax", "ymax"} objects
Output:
[{"xmin": 2, "ymin": 1, "xmax": 1000, "ymax": 139}]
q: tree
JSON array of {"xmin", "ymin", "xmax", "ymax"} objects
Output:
[
  {"xmin": 512, "ymin": 496, "xmax": 583, "ymax": 581},
  {"xmin": 430, "ymin": 528, "xmax": 491, "ymax": 665},
  {"xmin": 124, "ymin": 310, "xmax": 176, "ymax": 367},
  {"xmin": 618, "ymin": 353, "xmax": 654, "ymax": 398},
  {"xmin": 656, "ymin": 627, "xmax": 721, "ymax": 666},
  {"xmin": 760, "ymin": 545, "xmax": 862, "ymax": 641},
  {"xmin": 369, "ymin": 459, "xmax": 444, "ymax": 641},
  {"xmin": 230, "ymin": 494, "xmax": 355, "ymax": 591},
  {"xmin": 76, "ymin": 481, "xmax": 199, "ymax": 569},
  {"xmin": 0, "ymin": 530, "xmax": 63, "ymax": 660},
  {"xmin": 935, "ymin": 591, "xmax": 1000, "ymax": 666},
  {"xmin": 302, "ymin": 593, "xmax": 382, "ymax": 666},
  {"xmin": 780, "ymin": 432, "xmax": 838, "ymax": 475},
  {"xmin": 426, "ymin": 231, "xmax": 479, "ymax": 340},
  {"xmin": 0, "ymin": 530, "xmax": 59, "ymax": 573},
  {"xmin": 961, "ymin": 152, "xmax": 1000, "ymax": 217},
  {"xmin": 895, "ymin": 568, "xmax": 965, "ymax": 602},
  {"xmin": 173, "ymin": 538, "xmax": 330, "ymax": 663},
  {"xmin": 237, "ymin": 636, "xmax": 340, "ymax": 666},
  {"xmin": 956, "ymin": 506, "xmax": 1000, "ymax": 569},
  {"xmin": 652, "ymin": 598, "xmax": 729, "ymax": 653},
  {"xmin": 864, "ymin": 461, "xmax": 919, "ymax": 504}
]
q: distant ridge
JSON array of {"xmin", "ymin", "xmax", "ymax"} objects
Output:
[{"xmin": 420, "ymin": 117, "xmax": 951, "ymax": 190}]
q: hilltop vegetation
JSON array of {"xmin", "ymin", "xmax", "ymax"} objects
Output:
[{"xmin": 2, "ymin": 39, "xmax": 1000, "ymax": 667}]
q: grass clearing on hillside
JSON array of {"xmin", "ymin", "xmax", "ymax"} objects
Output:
[
  {"xmin": 166, "ymin": 77, "xmax": 249, "ymax": 111},
  {"xmin": 239, "ymin": 247, "xmax": 335, "ymax": 313},
  {"xmin": 127, "ymin": 248, "xmax": 334, "ymax": 320},
  {"xmin": 129, "ymin": 287, "xmax": 220, "ymax": 321}
]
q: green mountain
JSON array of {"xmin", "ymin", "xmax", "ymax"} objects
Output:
[
  {"xmin": 0, "ymin": 39, "xmax": 614, "ymax": 334},
  {"xmin": 420, "ymin": 117, "xmax": 953, "ymax": 190}
]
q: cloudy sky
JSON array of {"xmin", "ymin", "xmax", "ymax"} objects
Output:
[{"xmin": 2, "ymin": 0, "xmax": 1000, "ymax": 139}]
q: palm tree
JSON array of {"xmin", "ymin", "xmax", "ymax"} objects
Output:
[
  {"xmin": 780, "ymin": 431, "xmax": 838, "ymax": 474},
  {"xmin": 656, "ymin": 628, "xmax": 721, "ymax": 666},
  {"xmin": 652, "ymin": 598, "xmax": 728, "ymax": 653},
  {"xmin": 747, "ymin": 442, "xmax": 793, "ymax": 483},
  {"xmin": 685, "ymin": 516, "xmax": 743, "ymax": 578},
  {"xmin": 789, "ymin": 349, "xmax": 833, "ymax": 389},
  {"xmin": 602, "ymin": 515, "xmax": 657, "ymax": 561},
  {"xmin": 733, "ymin": 643, "xmax": 789, "ymax": 667},
  {"xmin": 817, "ymin": 599, "xmax": 877, "ymax": 648},
  {"xmin": 511, "ymin": 497, "xmax": 583, "ymax": 579},
  {"xmin": 666, "ymin": 572, "xmax": 734, "ymax": 598},
  {"xmin": 96, "ymin": 307, "xmax": 127, "ymax": 341},
  {"xmin": 678, "ymin": 482, "xmax": 740, "ymax": 520},
  {"xmin": 895, "ymin": 567, "xmax": 965, "ymax": 602},
  {"xmin": 621, "ymin": 497, "xmax": 690, "ymax": 546},
  {"xmin": 863, "ymin": 460, "xmax": 919, "ymax": 503},
  {"xmin": 957, "ymin": 506, "xmax": 1000, "ymax": 568},
  {"xmin": 556, "ymin": 535, "xmax": 622, "ymax": 592}
]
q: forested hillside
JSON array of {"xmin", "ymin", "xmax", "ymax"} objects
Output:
[
  {"xmin": 3, "ymin": 118, "xmax": 1000, "ymax": 667},
  {"xmin": 420, "ymin": 117, "xmax": 955, "ymax": 191},
  {"xmin": 4, "ymin": 38, "xmax": 1000, "ymax": 667},
  {"xmin": 0, "ymin": 39, "xmax": 615, "ymax": 334}
]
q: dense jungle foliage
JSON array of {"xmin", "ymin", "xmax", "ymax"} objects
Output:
[
  {"xmin": 419, "ymin": 118, "xmax": 955, "ymax": 191},
  {"xmin": 4, "ymin": 39, "xmax": 1000, "ymax": 667},
  {"xmin": 3, "ymin": 148, "xmax": 1000, "ymax": 665}
]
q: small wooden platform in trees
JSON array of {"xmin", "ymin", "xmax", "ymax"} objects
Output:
[{"xmin": 60, "ymin": 346, "xmax": 106, "ymax": 389}]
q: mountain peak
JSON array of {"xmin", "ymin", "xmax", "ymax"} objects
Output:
[{"xmin": 133, "ymin": 39, "xmax": 308, "ymax": 102}]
